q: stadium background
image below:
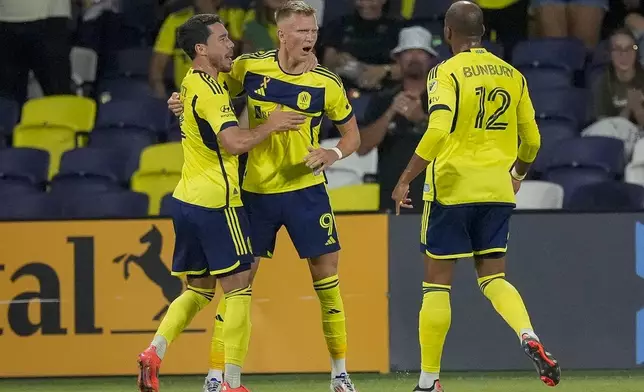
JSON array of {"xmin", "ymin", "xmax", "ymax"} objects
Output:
[{"xmin": 2, "ymin": 0, "xmax": 644, "ymax": 391}]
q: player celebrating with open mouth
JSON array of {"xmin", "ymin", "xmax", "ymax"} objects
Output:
[{"xmin": 168, "ymin": 2, "xmax": 361, "ymax": 392}]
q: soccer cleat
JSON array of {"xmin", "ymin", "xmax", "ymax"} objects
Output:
[
  {"xmin": 137, "ymin": 346, "xmax": 161, "ymax": 392},
  {"xmin": 221, "ymin": 382, "xmax": 251, "ymax": 392},
  {"xmin": 522, "ymin": 334, "xmax": 561, "ymax": 387},
  {"xmin": 413, "ymin": 380, "xmax": 444, "ymax": 392},
  {"xmin": 203, "ymin": 377, "xmax": 222, "ymax": 392},
  {"xmin": 331, "ymin": 373, "xmax": 357, "ymax": 392}
]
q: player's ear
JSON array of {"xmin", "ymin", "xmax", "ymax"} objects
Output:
[
  {"xmin": 195, "ymin": 43, "xmax": 207, "ymax": 57},
  {"xmin": 278, "ymin": 28, "xmax": 286, "ymax": 45}
]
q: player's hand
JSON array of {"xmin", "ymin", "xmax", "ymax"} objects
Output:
[
  {"xmin": 302, "ymin": 51, "xmax": 319, "ymax": 72},
  {"xmin": 266, "ymin": 105, "xmax": 306, "ymax": 132},
  {"xmin": 512, "ymin": 178, "xmax": 522, "ymax": 194},
  {"xmin": 168, "ymin": 92, "xmax": 183, "ymax": 117},
  {"xmin": 392, "ymin": 182, "xmax": 412, "ymax": 215},
  {"xmin": 304, "ymin": 146, "xmax": 339, "ymax": 175}
]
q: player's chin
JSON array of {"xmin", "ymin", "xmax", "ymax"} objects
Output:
[{"xmin": 220, "ymin": 58, "xmax": 233, "ymax": 72}]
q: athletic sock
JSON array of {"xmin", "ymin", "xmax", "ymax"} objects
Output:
[
  {"xmin": 313, "ymin": 275, "xmax": 347, "ymax": 378},
  {"xmin": 418, "ymin": 282, "xmax": 451, "ymax": 389},
  {"xmin": 223, "ymin": 285, "xmax": 252, "ymax": 388},
  {"xmin": 478, "ymin": 273, "xmax": 534, "ymax": 341},
  {"xmin": 209, "ymin": 298, "xmax": 226, "ymax": 378}
]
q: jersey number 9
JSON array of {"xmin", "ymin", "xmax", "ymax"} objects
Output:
[
  {"xmin": 474, "ymin": 86, "xmax": 511, "ymax": 131},
  {"xmin": 319, "ymin": 213, "xmax": 334, "ymax": 236}
]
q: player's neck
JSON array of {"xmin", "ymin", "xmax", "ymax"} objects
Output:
[
  {"xmin": 192, "ymin": 59, "xmax": 219, "ymax": 80},
  {"xmin": 277, "ymin": 48, "xmax": 306, "ymax": 75},
  {"xmin": 450, "ymin": 40, "xmax": 482, "ymax": 55}
]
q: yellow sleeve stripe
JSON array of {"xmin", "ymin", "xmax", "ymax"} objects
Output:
[
  {"xmin": 311, "ymin": 68, "xmax": 342, "ymax": 88},
  {"xmin": 198, "ymin": 73, "xmax": 223, "ymax": 95}
]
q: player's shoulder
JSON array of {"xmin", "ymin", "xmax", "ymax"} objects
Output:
[
  {"xmin": 428, "ymin": 60, "xmax": 449, "ymax": 80},
  {"xmin": 183, "ymin": 69, "xmax": 227, "ymax": 97},
  {"xmin": 309, "ymin": 65, "xmax": 343, "ymax": 89},
  {"xmin": 235, "ymin": 49, "xmax": 277, "ymax": 64},
  {"xmin": 166, "ymin": 6, "xmax": 194, "ymax": 23}
]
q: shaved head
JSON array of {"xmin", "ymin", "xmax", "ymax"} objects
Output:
[{"xmin": 445, "ymin": 1, "xmax": 485, "ymax": 38}]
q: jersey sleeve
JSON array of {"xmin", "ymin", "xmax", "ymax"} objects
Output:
[
  {"xmin": 324, "ymin": 74, "xmax": 353, "ymax": 124},
  {"xmin": 196, "ymin": 83, "xmax": 239, "ymax": 134},
  {"xmin": 153, "ymin": 15, "xmax": 178, "ymax": 55},
  {"xmin": 517, "ymin": 75, "xmax": 536, "ymax": 125}
]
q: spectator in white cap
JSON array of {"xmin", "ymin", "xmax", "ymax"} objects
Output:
[{"xmin": 357, "ymin": 26, "xmax": 438, "ymax": 213}]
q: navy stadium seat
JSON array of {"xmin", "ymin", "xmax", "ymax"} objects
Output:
[
  {"xmin": 96, "ymin": 98, "xmax": 171, "ymax": 132},
  {"xmin": 544, "ymin": 136, "xmax": 625, "ymax": 177},
  {"xmin": 0, "ymin": 97, "xmax": 19, "ymax": 146},
  {"xmin": 530, "ymin": 119, "xmax": 579, "ymax": 177},
  {"xmin": 159, "ymin": 192, "xmax": 174, "ymax": 216},
  {"xmin": 568, "ymin": 181, "xmax": 644, "ymax": 211},
  {"xmin": 544, "ymin": 167, "xmax": 613, "ymax": 207},
  {"xmin": 0, "ymin": 193, "xmax": 59, "ymax": 219},
  {"xmin": 0, "ymin": 147, "xmax": 49, "ymax": 187},
  {"xmin": 530, "ymin": 87, "xmax": 588, "ymax": 129},
  {"xmin": 511, "ymin": 38, "xmax": 586, "ymax": 72},
  {"xmin": 522, "ymin": 68, "xmax": 572, "ymax": 90},
  {"xmin": 60, "ymin": 190, "xmax": 149, "ymax": 218},
  {"xmin": 51, "ymin": 148, "xmax": 128, "ymax": 193},
  {"xmin": 97, "ymin": 78, "xmax": 155, "ymax": 102},
  {"xmin": 89, "ymin": 127, "xmax": 157, "ymax": 178}
]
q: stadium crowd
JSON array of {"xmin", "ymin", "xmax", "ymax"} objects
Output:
[{"xmin": 2, "ymin": 0, "xmax": 644, "ymax": 219}]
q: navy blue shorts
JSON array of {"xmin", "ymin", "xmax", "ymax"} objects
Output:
[
  {"xmin": 420, "ymin": 201, "xmax": 513, "ymax": 259},
  {"xmin": 169, "ymin": 198, "xmax": 254, "ymax": 277},
  {"xmin": 242, "ymin": 184, "xmax": 340, "ymax": 259}
]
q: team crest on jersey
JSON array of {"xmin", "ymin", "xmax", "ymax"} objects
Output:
[
  {"xmin": 428, "ymin": 80, "xmax": 438, "ymax": 94},
  {"xmin": 297, "ymin": 91, "xmax": 312, "ymax": 110}
]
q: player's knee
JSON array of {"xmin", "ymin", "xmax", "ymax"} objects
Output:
[
  {"xmin": 218, "ymin": 263, "xmax": 253, "ymax": 293},
  {"xmin": 308, "ymin": 251, "xmax": 339, "ymax": 281}
]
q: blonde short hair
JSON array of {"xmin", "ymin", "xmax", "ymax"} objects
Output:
[{"xmin": 275, "ymin": 0, "xmax": 316, "ymax": 23}]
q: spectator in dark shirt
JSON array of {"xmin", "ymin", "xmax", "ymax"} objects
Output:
[
  {"xmin": 357, "ymin": 26, "xmax": 437, "ymax": 213},
  {"xmin": 321, "ymin": 0, "xmax": 401, "ymax": 91}
]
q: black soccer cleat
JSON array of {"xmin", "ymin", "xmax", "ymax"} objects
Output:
[
  {"xmin": 413, "ymin": 380, "xmax": 444, "ymax": 392},
  {"xmin": 522, "ymin": 334, "xmax": 561, "ymax": 387}
]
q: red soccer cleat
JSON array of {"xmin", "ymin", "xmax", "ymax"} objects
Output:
[
  {"xmin": 137, "ymin": 346, "xmax": 162, "ymax": 392},
  {"xmin": 222, "ymin": 382, "xmax": 251, "ymax": 392}
]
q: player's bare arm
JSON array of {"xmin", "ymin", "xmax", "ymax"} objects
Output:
[
  {"xmin": 218, "ymin": 106, "xmax": 306, "ymax": 155},
  {"xmin": 304, "ymin": 115, "xmax": 360, "ymax": 175},
  {"xmin": 392, "ymin": 127, "xmax": 449, "ymax": 215}
]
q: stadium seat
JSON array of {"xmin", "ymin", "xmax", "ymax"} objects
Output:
[
  {"xmin": 0, "ymin": 147, "xmax": 49, "ymax": 188},
  {"xmin": 131, "ymin": 143, "xmax": 183, "ymax": 214},
  {"xmin": 60, "ymin": 190, "xmax": 149, "ymax": 218},
  {"xmin": 568, "ymin": 181, "xmax": 644, "ymax": 211},
  {"xmin": 630, "ymin": 138, "xmax": 644, "ymax": 165},
  {"xmin": 12, "ymin": 124, "xmax": 78, "ymax": 179},
  {"xmin": 159, "ymin": 192, "xmax": 174, "ymax": 216},
  {"xmin": 96, "ymin": 98, "xmax": 171, "ymax": 132},
  {"xmin": 543, "ymin": 167, "xmax": 614, "ymax": 207},
  {"xmin": 625, "ymin": 162, "xmax": 644, "ymax": 185},
  {"xmin": 0, "ymin": 97, "xmax": 19, "ymax": 146},
  {"xmin": 531, "ymin": 87, "xmax": 588, "ymax": 130},
  {"xmin": 511, "ymin": 37, "xmax": 587, "ymax": 71},
  {"xmin": 0, "ymin": 193, "xmax": 60, "ymax": 219},
  {"xmin": 327, "ymin": 183, "xmax": 379, "ymax": 212},
  {"xmin": 522, "ymin": 68, "xmax": 572, "ymax": 90},
  {"xmin": 319, "ymin": 138, "xmax": 377, "ymax": 188},
  {"xmin": 20, "ymin": 95, "xmax": 97, "ymax": 131},
  {"xmin": 70, "ymin": 46, "xmax": 98, "ymax": 96},
  {"xmin": 97, "ymin": 78, "xmax": 156, "ymax": 102},
  {"xmin": 89, "ymin": 127, "xmax": 157, "ymax": 178},
  {"xmin": 544, "ymin": 136, "xmax": 625, "ymax": 177},
  {"xmin": 529, "ymin": 118, "xmax": 579, "ymax": 176},
  {"xmin": 50, "ymin": 148, "xmax": 127, "ymax": 193},
  {"xmin": 514, "ymin": 180, "xmax": 564, "ymax": 209},
  {"xmin": 116, "ymin": 47, "xmax": 153, "ymax": 78}
]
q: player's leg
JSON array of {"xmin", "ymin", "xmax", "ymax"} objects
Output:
[
  {"xmin": 138, "ymin": 199, "xmax": 215, "ymax": 392},
  {"xmin": 200, "ymin": 206, "xmax": 256, "ymax": 392},
  {"xmin": 282, "ymin": 184, "xmax": 352, "ymax": 391},
  {"xmin": 415, "ymin": 202, "xmax": 471, "ymax": 392},
  {"xmin": 471, "ymin": 206, "xmax": 560, "ymax": 386},
  {"xmin": 206, "ymin": 191, "xmax": 278, "ymax": 389}
]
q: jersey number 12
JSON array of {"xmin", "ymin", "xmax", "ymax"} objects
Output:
[{"xmin": 474, "ymin": 86, "xmax": 511, "ymax": 131}]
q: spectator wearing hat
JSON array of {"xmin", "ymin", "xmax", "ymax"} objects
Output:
[{"xmin": 357, "ymin": 26, "xmax": 437, "ymax": 213}]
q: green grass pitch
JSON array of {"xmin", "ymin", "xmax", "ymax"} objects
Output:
[{"xmin": 1, "ymin": 371, "xmax": 644, "ymax": 392}]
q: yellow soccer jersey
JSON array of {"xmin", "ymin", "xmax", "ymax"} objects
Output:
[
  {"xmin": 173, "ymin": 68, "xmax": 243, "ymax": 209},
  {"xmin": 222, "ymin": 50, "xmax": 354, "ymax": 194},
  {"xmin": 418, "ymin": 48, "xmax": 539, "ymax": 205},
  {"xmin": 153, "ymin": 6, "xmax": 249, "ymax": 89}
]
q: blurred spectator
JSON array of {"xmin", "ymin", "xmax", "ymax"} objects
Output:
[
  {"xmin": 321, "ymin": 0, "xmax": 402, "ymax": 91},
  {"xmin": 478, "ymin": 0, "xmax": 528, "ymax": 59},
  {"xmin": 0, "ymin": 0, "xmax": 73, "ymax": 104},
  {"xmin": 586, "ymin": 28, "xmax": 644, "ymax": 156},
  {"xmin": 531, "ymin": 0, "xmax": 607, "ymax": 49},
  {"xmin": 149, "ymin": 0, "xmax": 248, "ymax": 97},
  {"xmin": 357, "ymin": 26, "xmax": 437, "ymax": 213},
  {"xmin": 241, "ymin": 0, "xmax": 285, "ymax": 53}
]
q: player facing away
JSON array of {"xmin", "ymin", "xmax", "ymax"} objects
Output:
[
  {"xmin": 168, "ymin": 2, "xmax": 361, "ymax": 391},
  {"xmin": 391, "ymin": 2, "xmax": 561, "ymax": 392},
  {"xmin": 136, "ymin": 14, "xmax": 306, "ymax": 392}
]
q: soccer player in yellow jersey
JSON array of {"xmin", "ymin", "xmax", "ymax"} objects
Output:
[
  {"xmin": 168, "ymin": 2, "xmax": 361, "ymax": 391},
  {"xmin": 392, "ymin": 2, "xmax": 561, "ymax": 391},
  {"xmin": 136, "ymin": 14, "xmax": 305, "ymax": 392}
]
